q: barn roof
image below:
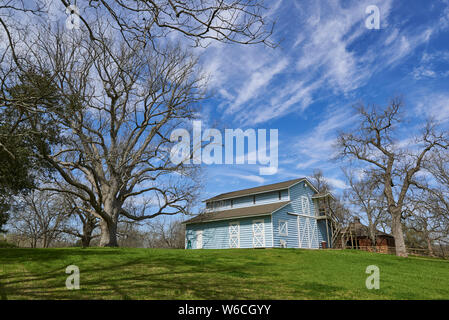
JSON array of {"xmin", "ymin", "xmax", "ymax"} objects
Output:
[
  {"xmin": 343, "ymin": 218, "xmax": 393, "ymax": 238},
  {"xmin": 203, "ymin": 178, "xmax": 311, "ymax": 202},
  {"xmin": 183, "ymin": 201, "xmax": 290, "ymax": 224}
]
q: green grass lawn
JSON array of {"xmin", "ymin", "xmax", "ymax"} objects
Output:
[{"xmin": 0, "ymin": 248, "xmax": 448, "ymax": 300}]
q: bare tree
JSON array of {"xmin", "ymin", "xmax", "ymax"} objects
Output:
[
  {"xmin": 61, "ymin": 0, "xmax": 276, "ymax": 47},
  {"xmin": 0, "ymin": 0, "xmax": 276, "ymax": 154},
  {"xmin": 308, "ymin": 169, "xmax": 351, "ymax": 247},
  {"xmin": 9, "ymin": 190, "xmax": 68, "ymax": 248},
  {"xmin": 0, "ymin": 1, "xmax": 276, "ymax": 61},
  {"xmin": 309, "ymin": 169, "xmax": 332, "ymax": 193},
  {"xmin": 116, "ymin": 220, "xmax": 147, "ymax": 247},
  {"xmin": 147, "ymin": 218, "xmax": 185, "ymax": 248},
  {"xmin": 343, "ymin": 168, "xmax": 387, "ymax": 249},
  {"xmin": 14, "ymin": 25, "xmax": 204, "ymax": 246},
  {"xmin": 426, "ymin": 151, "xmax": 449, "ymax": 224},
  {"xmin": 337, "ymin": 98, "xmax": 449, "ymax": 257},
  {"xmin": 405, "ymin": 197, "xmax": 443, "ymax": 257},
  {"xmin": 58, "ymin": 194, "xmax": 99, "ymax": 248}
]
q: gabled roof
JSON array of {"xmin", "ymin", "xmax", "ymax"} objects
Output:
[
  {"xmin": 311, "ymin": 192, "xmax": 336, "ymax": 200},
  {"xmin": 183, "ymin": 201, "xmax": 290, "ymax": 224},
  {"xmin": 204, "ymin": 178, "xmax": 311, "ymax": 202}
]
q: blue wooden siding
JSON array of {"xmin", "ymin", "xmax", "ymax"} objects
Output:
[
  {"xmin": 318, "ymin": 220, "xmax": 332, "ymax": 247},
  {"xmin": 185, "ymin": 215, "xmax": 273, "ymax": 249},
  {"xmin": 208, "ymin": 189, "xmax": 289, "ymax": 211},
  {"xmin": 288, "ymin": 181, "xmax": 316, "ymax": 217},
  {"xmin": 271, "ymin": 181, "xmax": 327, "ymax": 249},
  {"xmin": 271, "ymin": 203, "xmax": 298, "ymax": 248}
]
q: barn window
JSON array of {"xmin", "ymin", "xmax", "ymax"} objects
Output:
[
  {"xmin": 215, "ymin": 201, "xmax": 224, "ymax": 208},
  {"xmin": 301, "ymin": 196, "xmax": 310, "ymax": 215},
  {"xmin": 230, "ymin": 199, "xmax": 234, "ymax": 208},
  {"xmin": 279, "ymin": 220, "xmax": 288, "ymax": 236}
]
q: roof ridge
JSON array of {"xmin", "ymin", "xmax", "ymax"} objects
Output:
[
  {"xmin": 183, "ymin": 200, "xmax": 291, "ymax": 224},
  {"xmin": 204, "ymin": 177, "xmax": 306, "ymax": 202}
]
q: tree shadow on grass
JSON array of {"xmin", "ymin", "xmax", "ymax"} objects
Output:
[
  {"xmin": 0, "ymin": 254, "xmax": 284, "ymax": 300},
  {"xmin": 3, "ymin": 248, "xmax": 408, "ymax": 300},
  {"xmin": 0, "ymin": 248, "xmax": 126, "ymax": 264}
]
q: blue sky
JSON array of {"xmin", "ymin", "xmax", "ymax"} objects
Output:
[
  {"xmin": 187, "ymin": 0, "xmax": 449, "ymax": 202},
  {"xmin": 4, "ymin": 0, "xmax": 448, "ymax": 212}
]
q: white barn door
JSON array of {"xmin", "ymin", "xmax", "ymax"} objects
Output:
[
  {"xmin": 252, "ymin": 219, "xmax": 265, "ymax": 248},
  {"xmin": 298, "ymin": 216, "xmax": 318, "ymax": 248},
  {"xmin": 196, "ymin": 230, "xmax": 203, "ymax": 249},
  {"xmin": 229, "ymin": 222, "xmax": 240, "ymax": 248}
]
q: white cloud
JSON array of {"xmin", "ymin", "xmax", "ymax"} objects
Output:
[
  {"xmin": 229, "ymin": 58, "xmax": 289, "ymax": 113},
  {"xmin": 196, "ymin": 0, "xmax": 414, "ymax": 125},
  {"xmin": 415, "ymin": 93, "xmax": 449, "ymax": 123},
  {"xmin": 227, "ymin": 173, "xmax": 266, "ymax": 184},
  {"xmin": 325, "ymin": 177, "xmax": 349, "ymax": 190}
]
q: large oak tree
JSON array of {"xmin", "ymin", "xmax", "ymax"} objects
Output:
[
  {"xmin": 337, "ymin": 99, "xmax": 449, "ymax": 257},
  {"xmin": 17, "ymin": 26, "xmax": 204, "ymax": 246}
]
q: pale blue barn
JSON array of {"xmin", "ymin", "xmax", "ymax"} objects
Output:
[{"xmin": 183, "ymin": 178, "xmax": 334, "ymax": 249}]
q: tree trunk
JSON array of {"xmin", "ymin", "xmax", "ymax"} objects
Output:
[
  {"xmin": 368, "ymin": 224, "xmax": 377, "ymax": 252},
  {"xmin": 81, "ymin": 217, "xmax": 96, "ymax": 248},
  {"xmin": 81, "ymin": 235, "xmax": 92, "ymax": 248},
  {"xmin": 43, "ymin": 233, "xmax": 49, "ymax": 248},
  {"xmin": 391, "ymin": 210, "xmax": 408, "ymax": 257},
  {"xmin": 438, "ymin": 241, "xmax": 446, "ymax": 258},
  {"xmin": 425, "ymin": 236, "xmax": 435, "ymax": 257},
  {"xmin": 99, "ymin": 219, "xmax": 118, "ymax": 247}
]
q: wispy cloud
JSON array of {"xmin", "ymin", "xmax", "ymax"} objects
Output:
[
  {"xmin": 226, "ymin": 173, "xmax": 266, "ymax": 184},
  {"xmin": 415, "ymin": 93, "xmax": 449, "ymax": 123},
  {"xmin": 228, "ymin": 58, "xmax": 289, "ymax": 113},
  {"xmin": 196, "ymin": 0, "xmax": 449, "ymax": 199},
  {"xmin": 198, "ymin": 0, "xmax": 443, "ymax": 126}
]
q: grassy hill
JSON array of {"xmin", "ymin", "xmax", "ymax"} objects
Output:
[{"xmin": 0, "ymin": 248, "xmax": 448, "ymax": 300}]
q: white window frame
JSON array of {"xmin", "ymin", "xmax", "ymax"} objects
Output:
[
  {"xmin": 301, "ymin": 195, "xmax": 311, "ymax": 215},
  {"xmin": 278, "ymin": 220, "xmax": 288, "ymax": 236},
  {"xmin": 229, "ymin": 222, "xmax": 240, "ymax": 248}
]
